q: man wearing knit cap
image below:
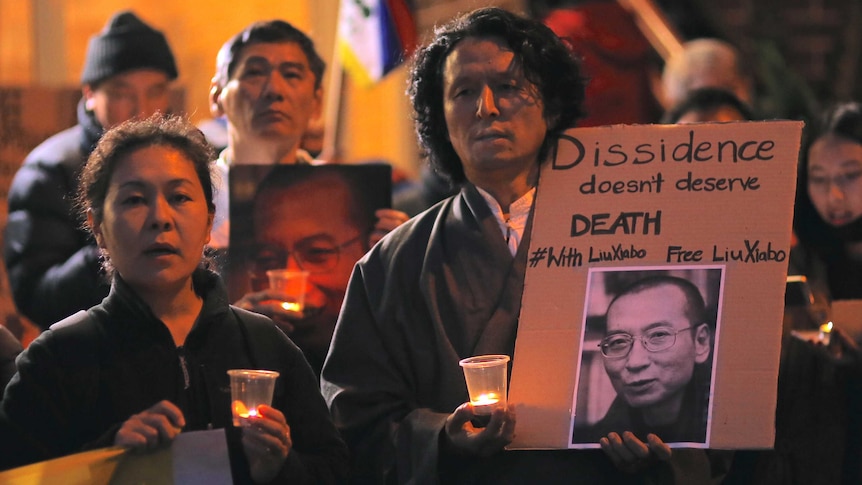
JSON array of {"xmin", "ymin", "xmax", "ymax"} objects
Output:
[{"xmin": 4, "ymin": 10, "xmax": 178, "ymax": 330}]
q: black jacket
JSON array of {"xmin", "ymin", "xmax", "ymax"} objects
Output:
[
  {"xmin": 0, "ymin": 269, "xmax": 349, "ymax": 483},
  {"xmin": 0, "ymin": 325, "xmax": 21, "ymax": 389},
  {"xmin": 3, "ymin": 100, "xmax": 109, "ymax": 329}
]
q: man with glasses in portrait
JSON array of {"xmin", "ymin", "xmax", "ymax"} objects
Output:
[
  {"xmin": 577, "ymin": 275, "xmax": 714, "ymax": 445},
  {"xmin": 232, "ymin": 165, "xmax": 388, "ymax": 375}
]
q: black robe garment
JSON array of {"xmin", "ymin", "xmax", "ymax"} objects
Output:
[{"xmin": 322, "ymin": 185, "xmax": 646, "ymax": 484}]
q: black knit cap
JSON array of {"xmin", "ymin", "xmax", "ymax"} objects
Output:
[{"xmin": 80, "ymin": 10, "xmax": 178, "ymax": 86}]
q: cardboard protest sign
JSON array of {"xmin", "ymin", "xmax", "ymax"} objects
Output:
[
  {"xmin": 0, "ymin": 430, "xmax": 233, "ymax": 485},
  {"xmin": 225, "ymin": 164, "xmax": 392, "ymax": 302},
  {"xmin": 0, "ymin": 447, "xmax": 125, "ymax": 485},
  {"xmin": 509, "ymin": 121, "xmax": 803, "ymax": 449},
  {"xmin": 110, "ymin": 429, "xmax": 232, "ymax": 485}
]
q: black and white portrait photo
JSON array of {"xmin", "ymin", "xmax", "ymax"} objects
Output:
[{"xmin": 569, "ymin": 266, "xmax": 724, "ymax": 448}]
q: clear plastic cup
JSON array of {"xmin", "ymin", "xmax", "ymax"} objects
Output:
[
  {"xmin": 265, "ymin": 270, "xmax": 309, "ymax": 313},
  {"xmin": 227, "ymin": 369, "xmax": 279, "ymax": 426},
  {"xmin": 459, "ymin": 355, "xmax": 510, "ymax": 415}
]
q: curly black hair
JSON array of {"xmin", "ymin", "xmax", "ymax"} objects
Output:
[{"xmin": 408, "ymin": 7, "xmax": 587, "ymax": 184}]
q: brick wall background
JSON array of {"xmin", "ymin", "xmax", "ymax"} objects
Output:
[{"xmin": 705, "ymin": 0, "xmax": 861, "ymax": 104}]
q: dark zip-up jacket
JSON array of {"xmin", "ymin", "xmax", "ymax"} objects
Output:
[
  {"xmin": 0, "ymin": 269, "xmax": 348, "ymax": 483},
  {"xmin": 3, "ymin": 100, "xmax": 110, "ymax": 329}
]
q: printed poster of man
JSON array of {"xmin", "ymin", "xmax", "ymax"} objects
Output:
[
  {"xmin": 225, "ymin": 164, "xmax": 391, "ymax": 370},
  {"xmin": 508, "ymin": 121, "xmax": 802, "ymax": 449},
  {"xmin": 569, "ymin": 266, "xmax": 723, "ymax": 448}
]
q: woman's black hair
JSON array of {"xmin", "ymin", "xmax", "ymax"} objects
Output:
[
  {"xmin": 794, "ymin": 102, "xmax": 862, "ymax": 256},
  {"xmin": 77, "ymin": 113, "xmax": 217, "ymax": 278}
]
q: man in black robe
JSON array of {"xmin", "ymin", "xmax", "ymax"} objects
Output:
[{"xmin": 321, "ymin": 7, "xmax": 726, "ymax": 484}]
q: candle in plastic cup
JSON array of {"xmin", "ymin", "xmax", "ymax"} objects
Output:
[
  {"xmin": 459, "ymin": 355, "xmax": 510, "ymax": 415},
  {"xmin": 265, "ymin": 270, "xmax": 309, "ymax": 313},
  {"xmin": 227, "ymin": 369, "xmax": 279, "ymax": 426}
]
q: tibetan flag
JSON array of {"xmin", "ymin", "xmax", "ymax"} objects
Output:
[{"xmin": 338, "ymin": 0, "xmax": 417, "ymax": 86}]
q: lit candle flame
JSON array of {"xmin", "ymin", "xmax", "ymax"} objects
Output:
[
  {"xmin": 820, "ymin": 321, "xmax": 833, "ymax": 334},
  {"xmin": 471, "ymin": 392, "xmax": 501, "ymax": 415},
  {"xmin": 281, "ymin": 301, "xmax": 302, "ymax": 312},
  {"xmin": 472, "ymin": 393, "xmax": 500, "ymax": 406},
  {"xmin": 233, "ymin": 401, "xmax": 259, "ymax": 420}
]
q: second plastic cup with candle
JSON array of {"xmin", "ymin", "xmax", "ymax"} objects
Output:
[
  {"xmin": 265, "ymin": 269, "xmax": 309, "ymax": 313},
  {"xmin": 459, "ymin": 354, "xmax": 510, "ymax": 415},
  {"xmin": 227, "ymin": 369, "xmax": 279, "ymax": 426}
]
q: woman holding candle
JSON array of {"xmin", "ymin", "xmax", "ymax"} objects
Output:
[
  {"xmin": 787, "ymin": 100, "xmax": 862, "ymax": 484},
  {"xmin": 0, "ymin": 114, "xmax": 348, "ymax": 483}
]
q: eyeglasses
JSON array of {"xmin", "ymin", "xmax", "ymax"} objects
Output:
[
  {"xmin": 250, "ymin": 232, "xmax": 364, "ymax": 274},
  {"xmin": 598, "ymin": 326, "xmax": 696, "ymax": 359},
  {"xmin": 808, "ymin": 170, "xmax": 862, "ymax": 193}
]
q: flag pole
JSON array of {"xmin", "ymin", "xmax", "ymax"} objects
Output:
[{"xmin": 615, "ymin": 0, "xmax": 683, "ymax": 62}]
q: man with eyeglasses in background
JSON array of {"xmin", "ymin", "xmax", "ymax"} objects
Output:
[{"xmin": 583, "ymin": 275, "xmax": 714, "ymax": 444}]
